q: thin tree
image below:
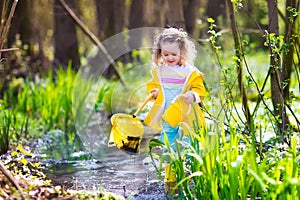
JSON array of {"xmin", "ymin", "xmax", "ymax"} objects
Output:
[
  {"xmin": 282, "ymin": 0, "xmax": 298, "ymax": 107},
  {"xmin": 183, "ymin": 0, "xmax": 201, "ymax": 37},
  {"xmin": 95, "ymin": 0, "xmax": 125, "ymax": 40},
  {"xmin": 226, "ymin": 0, "xmax": 253, "ymax": 130},
  {"xmin": 128, "ymin": 0, "xmax": 145, "ymax": 48},
  {"xmin": 54, "ymin": 0, "xmax": 80, "ymax": 70},
  {"xmin": 94, "ymin": 0, "xmax": 128, "ymax": 74},
  {"xmin": 207, "ymin": 0, "xmax": 227, "ymax": 29},
  {"xmin": 7, "ymin": 0, "xmax": 32, "ymax": 56},
  {"xmin": 166, "ymin": 0, "xmax": 186, "ymax": 29},
  {"xmin": 267, "ymin": 0, "xmax": 288, "ymax": 140},
  {"xmin": 144, "ymin": 0, "xmax": 165, "ymax": 27},
  {"xmin": 60, "ymin": 0, "xmax": 124, "ymax": 85},
  {"xmin": 0, "ymin": 0, "xmax": 18, "ymax": 58}
]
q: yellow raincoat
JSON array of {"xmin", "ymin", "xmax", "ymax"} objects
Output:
[{"xmin": 144, "ymin": 65, "xmax": 206, "ymax": 135}]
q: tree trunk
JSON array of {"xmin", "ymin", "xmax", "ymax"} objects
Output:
[
  {"xmin": 60, "ymin": 0, "xmax": 124, "ymax": 84},
  {"xmin": 7, "ymin": 0, "xmax": 33, "ymax": 55},
  {"xmin": 128, "ymin": 0, "xmax": 145, "ymax": 29},
  {"xmin": 267, "ymin": 0, "xmax": 288, "ymax": 138},
  {"xmin": 94, "ymin": 0, "xmax": 126, "ymax": 77},
  {"xmin": 183, "ymin": 0, "xmax": 201, "ymax": 37},
  {"xmin": 207, "ymin": 0, "xmax": 226, "ymax": 28},
  {"xmin": 227, "ymin": 0, "xmax": 253, "ymax": 130},
  {"xmin": 54, "ymin": 0, "xmax": 80, "ymax": 70},
  {"xmin": 144, "ymin": 0, "xmax": 165, "ymax": 27},
  {"xmin": 282, "ymin": 0, "xmax": 297, "ymax": 101},
  {"xmin": 95, "ymin": 0, "xmax": 112, "ymax": 39},
  {"xmin": 128, "ymin": 0, "xmax": 145, "ymax": 50},
  {"xmin": 0, "ymin": 0, "xmax": 18, "ymax": 53},
  {"xmin": 113, "ymin": 0, "xmax": 125, "ymax": 34},
  {"xmin": 95, "ymin": 0, "xmax": 125, "ymax": 40},
  {"xmin": 166, "ymin": 0, "xmax": 186, "ymax": 29}
]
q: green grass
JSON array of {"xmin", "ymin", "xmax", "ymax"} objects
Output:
[
  {"xmin": 0, "ymin": 108, "xmax": 12, "ymax": 154},
  {"xmin": 1, "ymin": 66, "xmax": 84, "ymax": 155},
  {"xmin": 149, "ymin": 121, "xmax": 299, "ymax": 199},
  {"xmin": 0, "ymin": 105, "xmax": 29, "ymax": 154},
  {"xmin": 6, "ymin": 66, "xmax": 76, "ymax": 133}
]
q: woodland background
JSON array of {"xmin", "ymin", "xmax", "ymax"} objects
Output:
[
  {"xmin": 1, "ymin": 0, "xmax": 299, "ymax": 136},
  {"xmin": 0, "ymin": 0, "xmax": 289, "ymax": 71},
  {"xmin": 0, "ymin": 1, "xmax": 299, "ymax": 198}
]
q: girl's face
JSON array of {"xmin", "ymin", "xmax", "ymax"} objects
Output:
[{"xmin": 160, "ymin": 42, "xmax": 181, "ymax": 67}]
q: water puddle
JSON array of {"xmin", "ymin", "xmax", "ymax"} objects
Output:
[{"xmin": 34, "ymin": 123, "xmax": 168, "ymax": 199}]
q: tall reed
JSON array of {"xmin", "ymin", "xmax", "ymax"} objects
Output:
[
  {"xmin": 149, "ymin": 120, "xmax": 300, "ymax": 199},
  {"xmin": 0, "ymin": 66, "xmax": 79, "ymax": 155},
  {"xmin": 10, "ymin": 66, "xmax": 76, "ymax": 133},
  {"xmin": 0, "ymin": 102, "xmax": 29, "ymax": 154},
  {"xmin": 0, "ymin": 109, "xmax": 11, "ymax": 154}
]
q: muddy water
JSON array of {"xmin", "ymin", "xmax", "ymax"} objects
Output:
[
  {"xmin": 44, "ymin": 151, "xmax": 166, "ymax": 199},
  {"xmin": 35, "ymin": 120, "xmax": 168, "ymax": 199}
]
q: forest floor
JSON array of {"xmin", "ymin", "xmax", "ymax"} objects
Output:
[
  {"xmin": 0, "ymin": 145, "xmax": 170, "ymax": 200},
  {"xmin": 0, "ymin": 166, "xmax": 125, "ymax": 200},
  {"xmin": 0, "ymin": 158, "xmax": 169, "ymax": 200},
  {"xmin": 0, "ymin": 148, "xmax": 125, "ymax": 200}
]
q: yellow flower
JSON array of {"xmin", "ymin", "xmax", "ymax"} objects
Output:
[{"xmin": 11, "ymin": 151, "xmax": 19, "ymax": 157}]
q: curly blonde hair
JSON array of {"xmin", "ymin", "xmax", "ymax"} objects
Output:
[{"xmin": 152, "ymin": 27, "xmax": 197, "ymax": 66}]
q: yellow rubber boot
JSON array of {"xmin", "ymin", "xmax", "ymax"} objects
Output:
[{"xmin": 164, "ymin": 164, "xmax": 177, "ymax": 195}]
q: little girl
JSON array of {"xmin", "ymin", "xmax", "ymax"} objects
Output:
[{"xmin": 144, "ymin": 27, "xmax": 206, "ymax": 148}]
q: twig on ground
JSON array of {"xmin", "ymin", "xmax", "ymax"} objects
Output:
[{"xmin": 0, "ymin": 161, "xmax": 26, "ymax": 200}]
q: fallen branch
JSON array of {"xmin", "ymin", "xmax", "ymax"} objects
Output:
[
  {"xmin": 0, "ymin": 161, "xmax": 26, "ymax": 200},
  {"xmin": 0, "ymin": 47, "xmax": 19, "ymax": 52}
]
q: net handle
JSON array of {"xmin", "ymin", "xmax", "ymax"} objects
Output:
[{"xmin": 133, "ymin": 93, "xmax": 154, "ymax": 118}]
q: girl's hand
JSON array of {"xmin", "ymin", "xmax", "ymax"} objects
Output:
[
  {"xmin": 182, "ymin": 91, "xmax": 195, "ymax": 104},
  {"xmin": 150, "ymin": 89, "xmax": 159, "ymax": 99}
]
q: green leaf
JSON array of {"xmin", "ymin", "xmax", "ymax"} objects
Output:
[{"xmin": 148, "ymin": 138, "xmax": 164, "ymax": 150}]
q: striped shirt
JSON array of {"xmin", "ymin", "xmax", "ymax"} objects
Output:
[
  {"xmin": 161, "ymin": 65, "xmax": 190, "ymax": 88},
  {"xmin": 161, "ymin": 65, "xmax": 191, "ymax": 109}
]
